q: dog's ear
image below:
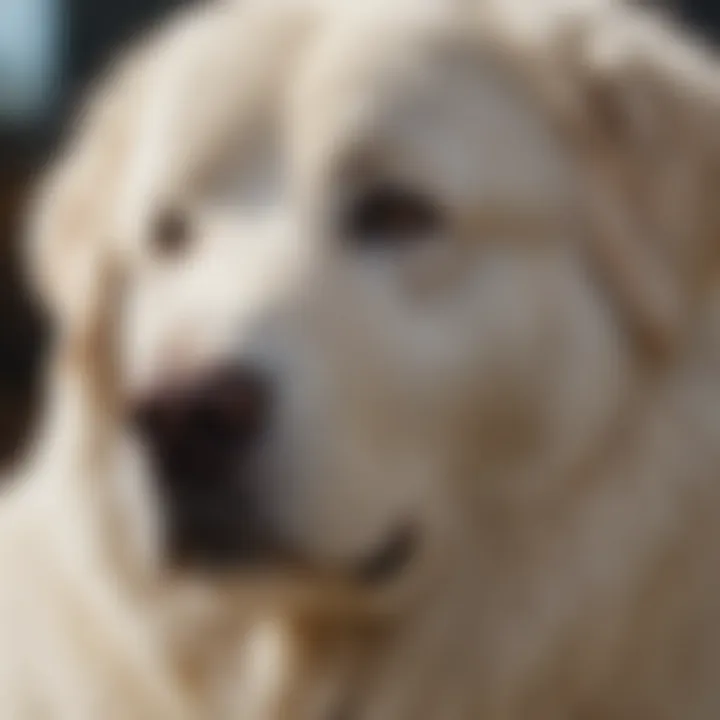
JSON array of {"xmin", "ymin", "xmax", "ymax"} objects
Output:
[
  {"xmin": 25, "ymin": 70, "xmax": 137, "ymax": 343},
  {"xmin": 547, "ymin": 5, "xmax": 720, "ymax": 353}
]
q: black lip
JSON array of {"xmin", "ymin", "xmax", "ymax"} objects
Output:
[
  {"xmin": 168, "ymin": 518, "xmax": 419, "ymax": 589},
  {"xmin": 354, "ymin": 523, "xmax": 418, "ymax": 585}
]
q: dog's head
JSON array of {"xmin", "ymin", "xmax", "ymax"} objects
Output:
[{"xmin": 25, "ymin": 0, "xmax": 720, "ymax": 611}]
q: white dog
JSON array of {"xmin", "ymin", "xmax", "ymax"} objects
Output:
[{"xmin": 4, "ymin": 1, "xmax": 720, "ymax": 718}]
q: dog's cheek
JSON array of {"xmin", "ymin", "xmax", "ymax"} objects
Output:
[{"xmin": 427, "ymin": 253, "xmax": 629, "ymax": 470}]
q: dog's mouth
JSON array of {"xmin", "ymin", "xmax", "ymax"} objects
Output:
[
  {"xmin": 132, "ymin": 368, "xmax": 420, "ymax": 590},
  {"xmin": 148, "ymin": 434, "xmax": 419, "ymax": 587},
  {"xmin": 353, "ymin": 522, "xmax": 418, "ymax": 585},
  {"xmin": 166, "ymin": 501, "xmax": 419, "ymax": 590}
]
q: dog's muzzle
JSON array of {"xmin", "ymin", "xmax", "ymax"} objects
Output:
[{"xmin": 130, "ymin": 362, "xmax": 418, "ymax": 585}]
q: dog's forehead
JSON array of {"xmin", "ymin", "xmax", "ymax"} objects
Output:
[{"xmin": 289, "ymin": 15, "xmax": 577, "ymax": 212}]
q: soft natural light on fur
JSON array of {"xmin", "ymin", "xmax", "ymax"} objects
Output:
[{"xmin": 1, "ymin": 1, "xmax": 720, "ymax": 718}]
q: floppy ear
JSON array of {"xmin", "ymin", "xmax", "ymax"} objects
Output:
[
  {"xmin": 24, "ymin": 103, "xmax": 129, "ymax": 469},
  {"xmin": 548, "ymin": 5, "xmax": 720, "ymax": 353},
  {"xmin": 24, "ymin": 64, "xmax": 140, "ymax": 343}
]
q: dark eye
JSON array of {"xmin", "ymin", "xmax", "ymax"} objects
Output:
[
  {"xmin": 341, "ymin": 185, "xmax": 442, "ymax": 249},
  {"xmin": 152, "ymin": 208, "xmax": 191, "ymax": 257}
]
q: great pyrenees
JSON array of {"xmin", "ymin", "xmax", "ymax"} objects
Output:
[{"xmin": 3, "ymin": 1, "xmax": 720, "ymax": 718}]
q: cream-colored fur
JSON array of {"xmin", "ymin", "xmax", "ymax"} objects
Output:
[
  {"xmin": 4, "ymin": 1, "xmax": 720, "ymax": 719},
  {"xmin": 4, "ymin": 6, "xmax": 305, "ymax": 718}
]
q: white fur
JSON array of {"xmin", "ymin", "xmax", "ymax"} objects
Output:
[{"xmin": 5, "ymin": 1, "xmax": 720, "ymax": 718}]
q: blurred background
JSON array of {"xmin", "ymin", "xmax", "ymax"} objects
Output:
[{"xmin": 0, "ymin": 0, "xmax": 717, "ymax": 467}]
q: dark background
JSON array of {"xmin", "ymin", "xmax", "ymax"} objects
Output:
[{"xmin": 0, "ymin": 0, "xmax": 716, "ymax": 467}]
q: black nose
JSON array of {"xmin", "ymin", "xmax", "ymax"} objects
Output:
[
  {"xmin": 131, "ymin": 364, "xmax": 278, "ymax": 568},
  {"xmin": 131, "ymin": 364, "xmax": 271, "ymax": 476}
]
